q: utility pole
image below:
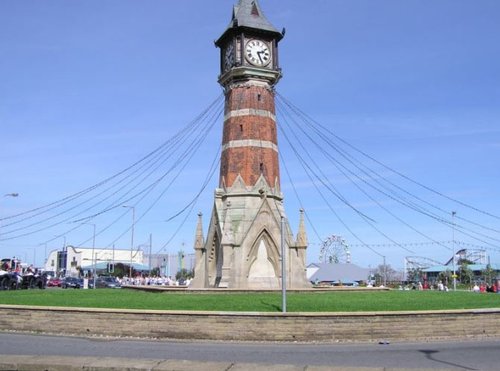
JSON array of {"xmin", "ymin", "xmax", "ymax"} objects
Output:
[
  {"xmin": 149, "ymin": 233, "xmax": 152, "ymax": 275},
  {"xmin": 281, "ymin": 216, "xmax": 287, "ymax": 313},
  {"xmin": 383, "ymin": 256, "xmax": 387, "ymax": 287},
  {"xmin": 123, "ymin": 206, "xmax": 135, "ymax": 279},
  {"xmin": 84, "ymin": 223, "xmax": 96, "ymax": 288},
  {"xmin": 452, "ymin": 211, "xmax": 457, "ymax": 291}
]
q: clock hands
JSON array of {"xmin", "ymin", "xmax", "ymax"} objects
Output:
[
  {"xmin": 257, "ymin": 50, "xmax": 264, "ymax": 64},
  {"xmin": 257, "ymin": 50, "xmax": 269, "ymax": 64}
]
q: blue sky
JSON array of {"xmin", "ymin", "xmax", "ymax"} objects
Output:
[{"xmin": 1, "ymin": 0, "xmax": 499, "ymax": 270}]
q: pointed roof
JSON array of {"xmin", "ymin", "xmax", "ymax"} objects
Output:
[
  {"xmin": 194, "ymin": 212, "xmax": 205, "ymax": 250},
  {"xmin": 295, "ymin": 209, "xmax": 308, "ymax": 247},
  {"xmin": 216, "ymin": 0, "xmax": 283, "ymax": 45},
  {"xmin": 231, "ymin": 0, "xmax": 279, "ymax": 33}
]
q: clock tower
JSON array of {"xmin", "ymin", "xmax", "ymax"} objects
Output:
[{"xmin": 191, "ymin": 0, "xmax": 310, "ymax": 289}]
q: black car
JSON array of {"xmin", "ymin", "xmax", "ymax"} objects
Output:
[
  {"xmin": 61, "ymin": 276, "xmax": 93, "ymax": 289},
  {"xmin": 95, "ymin": 276, "xmax": 121, "ymax": 289}
]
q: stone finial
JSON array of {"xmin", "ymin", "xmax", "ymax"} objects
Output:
[
  {"xmin": 295, "ymin": 208, "xmax": 308, "ymax": 248},
  {"xmin": 194, "ymin": 212, "xmax": 205, "ymax": 250}
]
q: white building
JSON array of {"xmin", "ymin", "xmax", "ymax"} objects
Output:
[{"xmin": 44, "ymin": 245, "xmax": 144, "ymax": 276}]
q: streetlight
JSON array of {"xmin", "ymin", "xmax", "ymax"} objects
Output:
[
  {"xmin": 122, "ymin": 205, "xmax": 135, "ymax": 280},
  {"xmin": 54, "ymin": 235, "xmax": 67, "ymax": 276},
  {"xmin": 54, "ymin": 235, "xmax": 67, "ymax": 250},
  {"xmin": 83, "ymin": 222, "xmax": 96, "ymax": 289},
  {"xmin": 281, "ymin": 216, "xmax": 286, "ymax": 313},
  {"xmin": 452, "ymin": 211, "xmax": 457, "ymax": 291}
]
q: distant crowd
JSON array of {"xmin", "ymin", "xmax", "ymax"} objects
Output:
[
  {"xmin": 472, "ymin": 282, "xmax": 498, "ymax": 293},
  {"xmin": 396, "ymin": 280, "xmax": 499, "ymax": 293},
  {"xmin": 118, "ymin": 275, "xmax": 191, "ymax": 287}
]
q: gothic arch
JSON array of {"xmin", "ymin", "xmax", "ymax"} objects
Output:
[
  {"xmin": 207, "ymin": 230, "xmax": 222, "ymax": 287},
  {"xmin": 246, "ymin": 229, "xmax": 280, "ymax": 288}
]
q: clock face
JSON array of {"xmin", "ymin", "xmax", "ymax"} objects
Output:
[
  {"xmin": 224, "ymin": 42, "xmax": 235, "ymax": 71},
  {"xmin": 245, "ymin": 39, "xmax": 271, "ymax": 67}
]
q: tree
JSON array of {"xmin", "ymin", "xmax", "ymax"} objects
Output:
[
  {"xmin": 372, "ymin": 264, "xmax": 398, "ymax": 286},
  {"xmin": 438, "ymin": 270, "xmax": 452, "ymax": 287},
  {"xmin": 481, "ymin": 265, "xmax": 495, "ymax": 285},
  {"xmin": 458, "ymin": 263, "xmax": 473, "ymax": 285},
  {"xmin": 113, "ymin": 263, "xmax": 131, "ymax": 278},
  {"xmin": 407, "ymin": 268, "xmax": 423, "ymax": 283},
  {"xmin": 150, "ymin": 267, "xmax": 161, "ymax": 277},
  {"xmin": 175, "ymin": 268, "xmax": 193, "ymax": 281}
]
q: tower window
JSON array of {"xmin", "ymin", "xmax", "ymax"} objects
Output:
[
  {"xmin": 240, "ymin": 124, "xmax": 243, "ymax": 132},
  {"xmin": 251, "ymin": 3, "xmax": 260, "ymax": 16},
  {"xmin": 257, "ymin": 93, "xmax": 262, "ymax": 102},
  {"xmin": 260, "ymin": 163, "xmax": 264, "ymax": 172}
]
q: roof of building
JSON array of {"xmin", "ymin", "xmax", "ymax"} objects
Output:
[
  {"xmin": 231, "ymin": 0, "xmax": 279, "ymax": 33},
  {"xmin": 217, "ymin": 0, "xmax": 282, "ymax": 45},
  {"xmin": 309, "ymin": 263, "xmax": 370, "ymax": 283}
]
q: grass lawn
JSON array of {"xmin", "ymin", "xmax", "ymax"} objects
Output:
[{"xmin": 0, "ymin": 289, "xmax": 499, "ymax": 312}]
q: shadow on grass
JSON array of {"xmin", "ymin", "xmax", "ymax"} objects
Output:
[{"xmin": 259, "ymin": 300, "xmax": 282, "ymax": 312}]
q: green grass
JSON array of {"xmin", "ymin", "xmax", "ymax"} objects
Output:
[{"xmin": 0, "ymin": 289, "xmax": 499, "ymax": 312}]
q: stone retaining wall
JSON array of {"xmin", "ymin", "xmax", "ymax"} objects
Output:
[{"xmin": 0, "ymin": 305, "xmax": 499, "ymax": 343}]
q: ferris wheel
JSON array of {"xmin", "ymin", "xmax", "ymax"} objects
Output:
[{"xmin": 319, "ymin": 235, "xmax": 351, "ymax": 264}]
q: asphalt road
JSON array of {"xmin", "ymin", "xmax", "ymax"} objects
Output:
[{"xmin": 1, "ymin": 333, "xmax": 498, "ymax": 370}]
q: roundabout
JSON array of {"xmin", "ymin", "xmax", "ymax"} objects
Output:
[{"xmin": 0, "ymin": 287, "xmax": 499, "ymax": 343}]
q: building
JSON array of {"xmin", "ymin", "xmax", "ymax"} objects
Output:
[
  {"xmin": 308, "ymin": 263, "xmax": 370, "ymax": 286},
  {"xmin": 44, "ymin": 245, "xmax": 145, "ymax": 277},
  {"xmin": 191, "ymin": 0, "xmax": 310, "ymax": 289},
  {"xmin": 146, "ymin": 253, "xmax": 195, "ymax": 277},
  {"xmin": 422, "ymin": 263, "xmax": 500, "ymax": 284}
]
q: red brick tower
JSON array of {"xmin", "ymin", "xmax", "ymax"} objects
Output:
[
  {"xmin": 191, "ymin": 0, "xmax": 309, "ymax": 289},
  {"xmin": 220, "ymin": 83, "xmax": 280, "ymax": 189}
]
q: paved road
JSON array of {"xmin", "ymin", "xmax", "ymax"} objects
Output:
[{"xmin": 1, "ymin": 333, "xmax": 498, "ymax": 370}]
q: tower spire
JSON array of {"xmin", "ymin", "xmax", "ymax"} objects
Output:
[
  {"xmin": 194, "ymin": 212, "xmax": 204, "ymax": 250},
  {"xmin": 295, "ymin": 209, "xmax": 308, "ymax": 248},
  {"xmin": 230, "ymin": 0, "xmax": 280, "ymax": 34},
  {"xmin": 217, "ymin": 0, "xmax": 283, "ymax": 47}
]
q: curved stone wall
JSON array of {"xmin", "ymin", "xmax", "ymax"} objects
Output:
[{"xmin": 1, "ymin": 305, "xmax": 499, "ymax": 343}]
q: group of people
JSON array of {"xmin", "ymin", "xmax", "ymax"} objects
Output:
[
  {"xmin": 398, "ymin": 280, "xmax": 500, "ymax": 293},
  {"xmin": 472, "ymin": 282, "xmax": 499, "ymax": 293},
  {"xmin": 118, "ymin": 275, "xmax": 191, "ymax": 287}
]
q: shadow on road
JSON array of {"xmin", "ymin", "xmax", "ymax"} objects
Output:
[{"xmin": 419, "ymin": 349, "xmax": 477, "ymax": 370}]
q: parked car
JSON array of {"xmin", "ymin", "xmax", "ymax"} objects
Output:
[
  {"xmin": 61, "ymin": 277, "xmax": 93, "ymax": 289},
  {"xmin": 47, "ymin": 277, "xmax": 62, "ymax": 287},
  {"xmin": 95, "ymin": 276, "xmax": 121, "ymax": 289}
]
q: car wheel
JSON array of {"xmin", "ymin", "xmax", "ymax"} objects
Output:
[{"xmin": 0, "ymin": 277, "xmax": 8, "ymax": 290}]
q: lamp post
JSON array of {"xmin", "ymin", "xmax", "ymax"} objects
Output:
[
  {"xmin": 83, "ymin": 223, "xmax": 96, "ymax": 289},
  {"xmin": 383, "ymin": 256, "xmax": 387, "ymax": 287},
  {"xmin": 53, "ymin": 235, "xmax": 67, "ymax": 276},
  {"xmin": 123, "ymin": 206, "xmax": 135, "ymax": 279},
  {"xmin": 281, "ymin": 216, "xmax": 286, "ymax": 313},
  {"xmin": 452, "ymin": 211, "xmax": 457, "ymax": 291},
  {"xmin": 55, "ymin": 235, "xmax": 67, "ymax": 250}
]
